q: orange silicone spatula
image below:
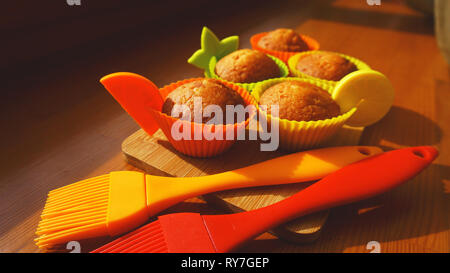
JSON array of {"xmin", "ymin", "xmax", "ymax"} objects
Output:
[
  {"xmin": 92, "ymin": 146, "xmax": 438, "ymax": 253},
  {"xmin": 35, "ymin": 145, "xmax": 381, "ymax": 250}
]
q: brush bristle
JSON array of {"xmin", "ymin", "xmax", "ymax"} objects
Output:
[
  {"xmin": 91, "ymin": 220, "xmax": 168, "ymax": 253},
  {"xmin": 35, "ymin": 174, "xmax": 110, "ymax": 249}
]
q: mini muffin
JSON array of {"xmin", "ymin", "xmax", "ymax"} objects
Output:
[
  {"xmin": 258, "ymin": 81, "xmax": 340, "ymax": 121},
  {"xmin": 162, "ymin": 78, "xmax": 245, "ymax": 124},
  {"xmin": 295, "ymin": 52, "xmax": 357, "ymax": 81},
  {"xmin": 258, "ymin": 28, "xmax": 309, "ymax": 52},
  {"xmin": 215, "ymin": 49, "xmax": 280, "ymax": 83}
]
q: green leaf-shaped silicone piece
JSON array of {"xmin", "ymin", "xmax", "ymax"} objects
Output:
[
  {"xmin": 188, "ymin": 50, "xmax": 211, "ymax": 70},
  {"xmin": 202, "ymin": 27, "xmax": 220, "ymax": 55},
  {"xmin": 188, "ymin": 26, "xmax": 239, "ymax": 70},
  {"xmin": 217, "ymin": 36, "xmax": 239, "ymax": 59}
]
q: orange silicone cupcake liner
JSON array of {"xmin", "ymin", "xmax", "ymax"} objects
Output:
[
  {"xmin": 149, "ymin": 78, "xmax": 257, "ymax": 157},
  {"xmin": 100, "ymin": 73, "xmax": 257, "ymax": 158},
  {"xmin": 250, "ymin": 32, "xmax": 320, "ymax": 64}
]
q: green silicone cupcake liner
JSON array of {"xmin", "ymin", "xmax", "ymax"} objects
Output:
[
  {"xmin": 207, "ymin": 54, "xmax": 289, "ymax": 92},
  {"xmin": 288, "ymin": 50, "xmax": 371, "ymax": 87},
  {"xmin": 252, "ymin": 77, "xmax": 356, "ymax": 151}
]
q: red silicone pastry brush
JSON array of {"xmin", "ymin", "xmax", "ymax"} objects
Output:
[{"xmin": 92, "ymin": 146, "xmax": 438, "ymax": 253}]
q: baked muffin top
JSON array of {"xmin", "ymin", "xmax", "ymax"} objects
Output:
[
  {"xmin": 258, "ymin": 81, "xmax": 340, "ymax": 122},
  {"xmin": 258, "ymin": 28, "xmax": 309, "ymax": 52},
  {"xmin": 215, "ymin": 49, "xmax": 280, "ymax": 83},
  {"xmin": 296, "ymin": 52, "xmax": 357, "ymax": 81},
  {"xmin": 161, "ymin": 79, "xmax": 245, "ymax": 124}
]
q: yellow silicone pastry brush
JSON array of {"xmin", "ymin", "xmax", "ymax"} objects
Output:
[{"xmin": 35, "ymin": 146, "xmax": 382, "ymax": 250}]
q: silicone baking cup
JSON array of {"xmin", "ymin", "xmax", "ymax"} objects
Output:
[
  {"xmin": 101, "ymin": 73, "xmax": 257, "ymax": 158},
  {"xmin": 250, "ymin": 32, "xmax": 320, "ymax": 64},
  {"xmin": 252, "ymin": 77, "xmax": 356, "ymax": 151},
  {"xmin": 150, "ymin": 79, "xmax": 257, "ymax": 157},
  {"xmin": 288, "ymin": 50, "xmax": 371, "ymax": 86},
  {"xmin": 206, "ymin": 54, "xmax": 289, "ymax": 92},
  {"xmin": 188, "ymin": 27, "xmax": 289, "ymax": 92}
]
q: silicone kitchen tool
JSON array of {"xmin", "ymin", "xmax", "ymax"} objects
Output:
[
  {"xmin": 188, "ymin": 26, "xmax": 289, "ymax": 91},
  {"xmin": 252, "ymin": 77, "xmax": 356, "ymax": 150},
  {"xmin": 91, "ymin": 146, "xmax": 438, "ymax": 253},
  {"xmin": 35, "ymin": 145, "xmax": 382, "ymax": 249},
  {"xmin": 250, "ymin": 32, "xmax": 320, "ymax": 64},
  {"xmin": 101, "ymin": 72, "xmax": 257, "ymax": 157},
  {"xmin": 332, "ymin": 70, "xmax": 395, "ymax": 127}
]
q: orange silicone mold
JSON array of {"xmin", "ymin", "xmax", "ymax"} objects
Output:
[{"xmin": 151, "ymin": 79, "xmax": 257, "ymax": 157}]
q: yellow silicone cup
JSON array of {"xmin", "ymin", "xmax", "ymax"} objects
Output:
[
  {"xmin": 288, "ymin": 51, "xmax": 371, "ymax": 86},
  {"xmin": 252, "ymin": 77, "xmax": 356, "ymax": 151},
  {"xmin": 207, "ymin": 54, "xmax": 289, "ymax": 92}
]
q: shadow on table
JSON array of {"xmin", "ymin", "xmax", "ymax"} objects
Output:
[{"xmin": 362, "ymin": 105, "xmax": 442, "ymax": 147}]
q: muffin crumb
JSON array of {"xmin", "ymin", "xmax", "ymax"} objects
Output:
[
  {"xmin": 215, "ymin": 49, "xmax": 280, "ymax": 83},
  {"xmin": 162, "ymin": 79, "xmax": 245, "ymax": 124},
  {"xmin": 258, "ymin": 28, "xmax": 309, "ymax": 52},
  {"xmin": 296, "ymin": 52, "xmax": 357, "ymax": 81},
  {"xmin": 259, "ymin": 81, "xmax": 340, "ymax": 121}
]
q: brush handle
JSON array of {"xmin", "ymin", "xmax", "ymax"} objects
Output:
[
  {"xmin": 144, "ymin": 146, "xmax": 382, "ymax": 215},
  {"xmin": 203, "ymin": 146, "xmax": 438, "ymax": 252}
]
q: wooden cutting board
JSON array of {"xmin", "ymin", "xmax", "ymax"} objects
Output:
[{"xmin": 121, "ymin": 125, "xmax": 364, "ymax": 244}]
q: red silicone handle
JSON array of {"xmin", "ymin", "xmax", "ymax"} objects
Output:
[{"xmin": 203, "ymin": 146, "xmax": 438, "ymax": 252}]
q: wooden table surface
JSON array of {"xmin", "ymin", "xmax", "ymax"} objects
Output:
[{"xmin": 0, "ymin": 0, "xmax": 448, "ymax": 253}]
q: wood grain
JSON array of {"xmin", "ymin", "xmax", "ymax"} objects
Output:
[{"xmin": 0, "ymin": 0, "xmax": 448, "ymax": 253}]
